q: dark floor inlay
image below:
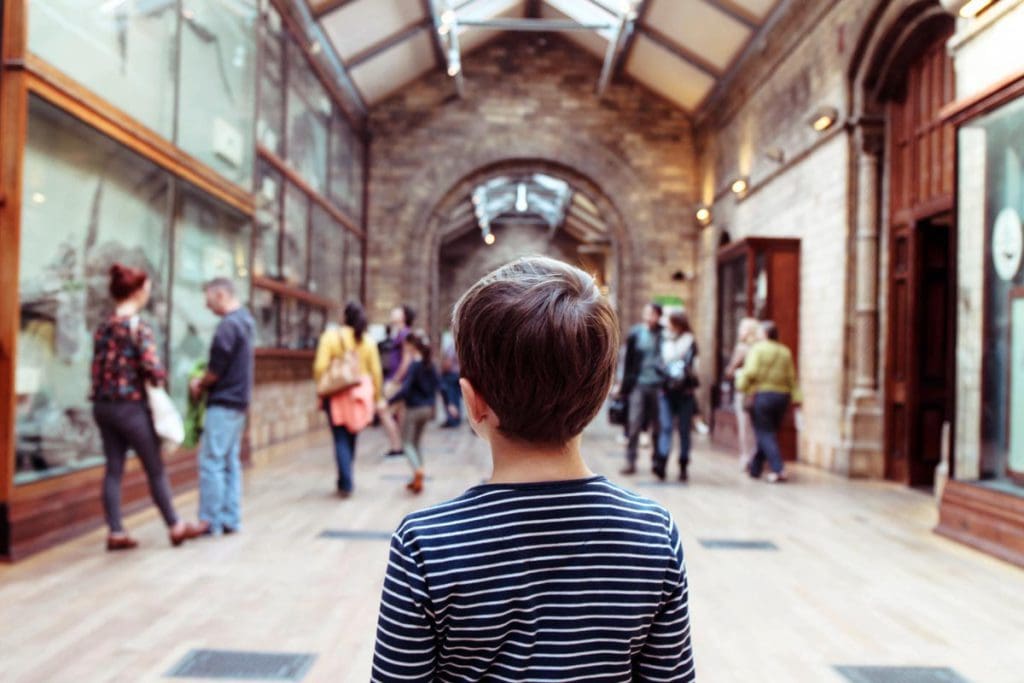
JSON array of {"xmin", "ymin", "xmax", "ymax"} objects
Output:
[
  {"xmin": 834, "ymin": 666, "xmax": 970, "ymax": 683},
  {"xmin": 698, "ymin": 539, "xmax": 779, "ymax": 551},
  {"xmin": 319, "ymin": 529, "xmax": 392, "ymax": 541},
  {"xmin": 166, "ymin": 649, "xmax": 315, "ymax": 680}
]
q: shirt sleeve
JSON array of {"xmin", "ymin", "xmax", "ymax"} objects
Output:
[
  {"xmin": 137, "ymin": 320, "xmax": 167, "ymax": 387},
  {"xmin": 634, "ymin": 519, "xmax": 695, "ymax": 682},
  {"xmin": 207, "ymin": 318, "xmax": 237, "ymax": 378},
  {"xmin": 736, "ymin": 344, "xmax": 760, "ymax": 393},
  {"xmin": 372, "ymin": 532, "xmax": 437, "ymax": 682}
]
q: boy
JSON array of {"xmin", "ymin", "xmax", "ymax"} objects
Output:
[{"xmin": 372, "ymin": 257, "xmax": 695, "ymax": 682}]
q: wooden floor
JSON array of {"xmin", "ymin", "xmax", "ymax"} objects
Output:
[{"xmin": 2, "ymin": 420, "xmax": 1024, "ymax": 683}]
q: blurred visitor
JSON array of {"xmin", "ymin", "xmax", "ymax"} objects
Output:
[
  {"xmin": 189, "ymin": 278, "xmax": 255, "ymax": 534},
  {"xmin": 314, "ymin": 302, "xmax": 382, "ymax": 497},
  {"xmin": 379, "ymin": 305, "xmax": 416, "ymax": 457},
  {"xmin": 438, "ymin": 332, "xmax": 462, "ymax": 428},
  {"xmin": 736, "ymin": 320, "xmax": 801, "ymax": 483},
  {"xmin": 90, "ymin": 263, "xmax": 201, "ymax": 551},
  {"xmin": 387, "ymin": 330, "xmax": 440, "ymax": 493},
  {"xmin": 657, "ymin": 310, "xmax": 699, "ymax": 482},
  {"xmin": 725, "ymin": 317, "xmax": 763, "ymax": 471},
  {"xmin": 619, "ymin": 302, "xmax": 664, "ymax": 475}
]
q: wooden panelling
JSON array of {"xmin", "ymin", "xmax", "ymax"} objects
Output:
[
  {"xmin": 5, "ymin": 448, "xmax": 199, "ymax": 561},
  {"xmin": 24, "ymin": 55, "xmax": 255, "ymax": 217},
  {"xmin": 0, "ymin": 0, "xmax": 28, "ymax": 513},
  {"xmin": 936, "ymin": 480, "xmax": 1024, "ymax": 570}
]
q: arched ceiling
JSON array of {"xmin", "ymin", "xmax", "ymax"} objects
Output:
[{"xmin": 308, "ymin": 0, "xmax": 782, "ymax": 114}]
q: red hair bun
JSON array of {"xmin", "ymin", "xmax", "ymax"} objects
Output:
[{"xmin": 109, "ymin": 263, "xmax": 148, "ymax": 301}]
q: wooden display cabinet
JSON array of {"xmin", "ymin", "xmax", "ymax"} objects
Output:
[{"xmin": 712, "ymin": 238, "xmax": 801, "ymax": 461}]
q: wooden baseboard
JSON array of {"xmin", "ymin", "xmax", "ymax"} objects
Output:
[{"xmin": 935, "ymin": 479, "xmax": 1024, "ymax": 570}]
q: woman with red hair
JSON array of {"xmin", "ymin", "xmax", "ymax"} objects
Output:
[{"xmin": 90, "ymin": 263, "xmax": 201, "ymax": 550}]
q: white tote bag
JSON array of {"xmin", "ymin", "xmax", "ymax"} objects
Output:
[{"xmin": 130, "ymin": 317, "xmax": 185, "ymax": 447}]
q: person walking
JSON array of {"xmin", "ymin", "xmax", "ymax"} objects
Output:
[
  {"xmin": 314, "ymin": 302, "xmax": 383, "ymax": 497},
  {"xmin": 656, "ymin": 311, "xmax": 699, "ymax": 482},
  {"xmin": 736, "ymin": 320, "xmax": 801, "ymax": 483},
  {"xmin": 619, "ymin": 302, "xmax": 664, "ymax": 475},
  {"xmin": 725, "ymin": 317, "xmax": 763, "ymax": 471},
  {"xmin": 387, "ymin": 330, "xmax": 440, "ymax": 493},
  {"xmin": 437, "ymin": 332, "xmax": 461, "ymax": 428},
  {"xmin": 91, "ymin": 263, "xmax": 201, "ymax": 550},
  {"xmin": 378, "ymin": 305, "xmax": 415, "ymax": 456},
  {"xmin": 188, "ymin": 278, "xmax": 255, "ymax": 535}
]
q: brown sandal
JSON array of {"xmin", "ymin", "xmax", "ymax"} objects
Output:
[{"xmin": 106, "ymin": 535, "xmax": 139, "ymax": 551}]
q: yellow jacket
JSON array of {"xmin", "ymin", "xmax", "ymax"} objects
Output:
[
  {"xmin": 313, "ymin": 326, "xmax": 383, "ymax": 402},
  {"xmin": 736, "ymin": 340, "xmax": 802, "ymax": 403}
]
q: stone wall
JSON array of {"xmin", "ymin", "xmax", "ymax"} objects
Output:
[
  {"xmin": 693, "ymin": 0, "xmax": 933, "ymax": 472},
  {"xmin": 366, "ymin": 33, "xmax": 699, "ymax": 334}
]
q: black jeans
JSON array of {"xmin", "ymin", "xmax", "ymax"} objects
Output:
[
  {"xmin": 626, "ymin": 385, "xmax": 662, "ymax": 465},
  {"xmin": 748, "ymin": 392, "xmax": 790, "ymax": 476},
  {"xmin": 93, "ymin": 401, "xmax": 179, "ymax": 533}
]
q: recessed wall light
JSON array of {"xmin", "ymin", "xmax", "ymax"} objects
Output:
[{"xmin": 810, "ymin": 106, "xmax": 838, "ymax": 132}]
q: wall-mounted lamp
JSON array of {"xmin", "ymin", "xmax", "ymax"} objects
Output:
[
  {"xmin": 309, "ymin": 41, "xmax": 322, "ymax": 55},
  {"xmin": 484, "ymin": 232, "xmax": 496, "ymax": 245},
  {"xmin": 730, "ymin": 177, "xmax": 748, "ymax": 196},
  {"xmin": 447, "ymin": 54, "xmax": 461, "ymax": 77},
  {"xmin": 958, "ymin": 0, "xmax": 996, "ymax": 18},
  {"xmin": 809, "ymin": 106, "xmax": 838, "ymax": 132},
  {"xmin": 31, "ymin": 191, "xmax": 46, "ymax": 205},
  {"xmin": 695, "ymin": 205, "xmax": 711, "ymax": 225}
]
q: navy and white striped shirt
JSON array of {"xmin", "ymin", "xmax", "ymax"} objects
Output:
[{"xmin": 372, "ymin": 476, "xmax": 695, "ymax": 682}]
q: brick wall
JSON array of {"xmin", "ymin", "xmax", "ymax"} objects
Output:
[
  {"xmin": 366, "ymin": 33, "xmax": 698, "ymax": 334},
  {"xmin": 249, "ymin": 355, "xmax": 325, "ymax": 454}
]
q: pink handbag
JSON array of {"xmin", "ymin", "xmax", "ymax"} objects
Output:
[{"xmin": 329, "ymin": 375, "xmax": 375, "ymax": 433}]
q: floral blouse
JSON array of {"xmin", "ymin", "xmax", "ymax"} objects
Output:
[{"xmin": 90, "ymin": 315, "xmax": 167, "ymax": 402}]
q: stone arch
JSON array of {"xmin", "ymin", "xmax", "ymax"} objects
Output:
[{"xmin": 381, "ymin": 132, "xmax": 658, "ymax": 335}]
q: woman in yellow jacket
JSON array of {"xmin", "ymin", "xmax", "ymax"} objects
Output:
[
  {"xmin": 736, "ymin": 320, "xmax": 801, "ymax": 483},
  {"xmin": 313, "ymin": 302, "xmax": 383, "ymax": 497}
]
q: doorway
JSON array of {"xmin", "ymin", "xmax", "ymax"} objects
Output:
[{"xmin": 882, "ymin": 23, "xmax": 956, "ymax": 487}]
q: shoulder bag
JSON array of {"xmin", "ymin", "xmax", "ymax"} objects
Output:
[
  {"xmin": 316, "ymin": 329, "xmax": 362, "ymax": 398},
  {"xmin": 130, "ymin": 316, "xmax": 185, "ymax": 447}
]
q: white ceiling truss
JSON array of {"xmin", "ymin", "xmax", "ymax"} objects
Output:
[{"xmin": 308, "ymin": 0, "xmax": 782, "ymax": 114}]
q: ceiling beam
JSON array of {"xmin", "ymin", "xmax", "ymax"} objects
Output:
[
  {"xmin": 421, "ymin": 0, "xmax": 448, "ymax": 67},
  {"xmin": 526, "ymin": 0, "xmax": 542, "ymax": 18},
  {"xmin": 596, "ymin": 8, "xmax": 633, "ymax": 97},
  {"xmin": 638, "ymin": 24, "xmax": 723, "ymax": 78},
  {"xmin": 614, "ymin": 0, "xmax": 650, "ymax": 77},
  {"xmin": 310, "ymin": 0, "xmax": 361, "ymax": 19},
  {"xmin": 345, "ymin": 17, "xmax": 432, "ymax": 69},
  {"xmin": 581, "ymin": 0, "xmax": 618, "ymax": 15},
  {"xmin": 459, "ymin": 18, "xmax": 615, "ymax": 31},
  {"xmin": 702, "ymin": 0, "xmax": 760, "ymax": 30}
]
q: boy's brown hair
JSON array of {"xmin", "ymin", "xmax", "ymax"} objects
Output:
[{"xmin": 452, "ymin": 256, "xmax": 620, "ymax": 445}]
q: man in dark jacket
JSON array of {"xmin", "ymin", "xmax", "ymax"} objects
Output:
[{"xmin": 620, "ymin": 302, "xmax": 664, "ymax": 475}]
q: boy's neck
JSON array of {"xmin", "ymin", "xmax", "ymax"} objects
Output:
[{"xmin": 488, "ymin": 434, "xmax": 594, "ymax": 484}]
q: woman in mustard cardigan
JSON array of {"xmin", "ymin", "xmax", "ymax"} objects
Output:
[
  {"xmin": 313, "ymin": 302, "xmax": 383, "ymax": 497},
  {"xmin": 736, "ymin": 320, "xmax": 802, "ymax": 483}
]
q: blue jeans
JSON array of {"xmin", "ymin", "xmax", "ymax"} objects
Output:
[
  {"xmin": 657, "ymin": 391, "xmax": 696, "ymax": 466},
  {"xmin": 439, "ymin": 372, "xmax": 462, "ymax": 426},
  {"xmin": 198, "ymin": 404, "xmax": 246, "ymax": 534},
  {"xmin": 330, "ymin": 422, "xmax": 357, "ymax": 493},
  {"xmin": 749, "ymin": 392, "xmax": 790, "ymax": 476}
]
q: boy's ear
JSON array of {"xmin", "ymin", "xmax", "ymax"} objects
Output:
[{"xmin": 460, "ymin": 378, "xmax": 498, "ymax": 429}]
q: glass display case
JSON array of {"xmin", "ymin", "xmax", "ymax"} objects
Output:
[{"xmin": 712, "ymin": 237, "xmax": 801, "ymax": 460}]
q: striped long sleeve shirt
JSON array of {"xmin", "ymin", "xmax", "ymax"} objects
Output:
[{"xmin": 372, "ymin": 475, "xmax": 695, "ymax": 682}]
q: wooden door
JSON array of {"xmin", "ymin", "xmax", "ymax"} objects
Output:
[{"xmin": 884, "ymin": 28, "xmax": 955, "ymax": 485}]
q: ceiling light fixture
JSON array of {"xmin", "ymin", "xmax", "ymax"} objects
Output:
[
  {"xmin": 731, "ymin": 178, "xmax": 748, "ymax": 196},
  {"xmin": 809, "ymin": 106, "xmax": 838, "ymax": 132},
  {"xmin": 959, "ymin": 0, "xmax": 996, "ymax": 18},
  {"xmin": 31, "ymin": 192, "xmax": 46, "ymax": 204},
  {"xmin": 696, "ymin": 205, "xmax": 711, "ymax": 225},
  {"xmin": 484, "ymin": 233, "xmax": 496, "ymax": 245},
  {"xmin": 441, "ymin": 9, "xmax": 456, "ymax": 24}
]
